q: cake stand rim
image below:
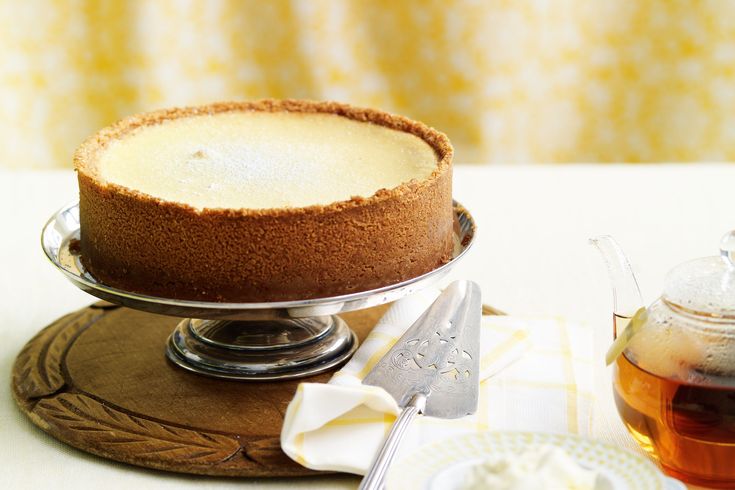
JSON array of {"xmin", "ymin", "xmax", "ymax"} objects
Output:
[{"xmin": 41, "ymin": 200, "xmax": 476, "ymax": 319}]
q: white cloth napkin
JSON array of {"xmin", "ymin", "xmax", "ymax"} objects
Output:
[{"xmin": 280, "ymin": 288, "xmax": 594, "ymax": 475}]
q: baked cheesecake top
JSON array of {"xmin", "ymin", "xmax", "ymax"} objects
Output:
[{"xmin": 93, "ymin": 110, "xmax": 439, "ymax": 210}]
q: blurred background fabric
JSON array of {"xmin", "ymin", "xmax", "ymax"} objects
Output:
[{"xmin": 3, "ymin": 0, "xmax": 735, "ymax": 169}]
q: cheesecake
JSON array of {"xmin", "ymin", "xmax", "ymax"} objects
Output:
[{"xmin": 75, "ymin": 100, "xmax": 454, "ymax": 302}]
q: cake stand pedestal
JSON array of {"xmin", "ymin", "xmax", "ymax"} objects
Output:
[{"xmin": 39, "ymin": 201, "xmax": 475, "ymax": 381}]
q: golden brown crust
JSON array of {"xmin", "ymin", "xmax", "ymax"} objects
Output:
[{"xmin": 76, "ymin": 100, "xmax": 454, "ymax": 302}]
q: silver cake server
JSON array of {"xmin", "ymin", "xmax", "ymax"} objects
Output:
[{"xmin": 358, "ymin": 280, "xmax": 482, "ymax": 490}]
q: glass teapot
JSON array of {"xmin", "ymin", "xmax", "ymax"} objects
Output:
[{"xmin": 591, "ymin": 231, "xmax": 735, "ymax": 488}]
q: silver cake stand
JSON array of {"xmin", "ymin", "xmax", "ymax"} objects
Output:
[{"xmin": 41, "ymin": 201, "xmax": 476, "ymax": 381}]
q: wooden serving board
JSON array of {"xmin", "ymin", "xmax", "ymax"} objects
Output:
[{"xmin": 11, "ymin": 301, "xmax": 387, "ymax": 477}]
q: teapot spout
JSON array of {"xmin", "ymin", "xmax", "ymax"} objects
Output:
[{"xmin": 590, "ymin": 235, "xmax": 644, "ymax": 318}]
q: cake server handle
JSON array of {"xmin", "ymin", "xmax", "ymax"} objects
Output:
[{"xmin": 358, "ymin": 393, "xmax": 426, "ymax": 490}]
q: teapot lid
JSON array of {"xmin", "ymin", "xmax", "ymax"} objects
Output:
[{"xmin": 663, "ymin": 231, "xmax": 735, "ymax": 319}]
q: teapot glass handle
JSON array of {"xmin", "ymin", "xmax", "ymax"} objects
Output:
[{"xmin": 721, "ymin": 230, "xmax": 735, "ymax": 268}]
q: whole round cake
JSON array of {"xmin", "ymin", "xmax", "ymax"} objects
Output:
[{"xmin": 75, "ymin": 100, "xmax": 454, "ymax": 302}]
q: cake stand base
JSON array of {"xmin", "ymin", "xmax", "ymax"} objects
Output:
[
  {"xmin": 12, "ymin": 301, "xmax": 386, "ymax": 477},
  {"xmin": 167, "ymin": 316, "xmax": 358, "ymax": 380}
]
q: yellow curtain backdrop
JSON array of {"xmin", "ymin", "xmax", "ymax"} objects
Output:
[{"xmin": 2, "ymin": 0, "xmax": 735, "ymax": 169}]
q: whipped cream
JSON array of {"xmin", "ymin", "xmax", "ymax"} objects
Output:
[{"xmin": 462, "ymin": 445, "xmax": 598, "ymax": 490}]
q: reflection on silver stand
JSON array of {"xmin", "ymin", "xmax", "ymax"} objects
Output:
[{"xmin": 42, "ymin": 202, "xmax": 476, "ymax": 381}]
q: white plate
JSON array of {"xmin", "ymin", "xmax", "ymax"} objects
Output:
[{"xmin": 385, "ymin": 431, "xmax": 685, "ymax": 490}]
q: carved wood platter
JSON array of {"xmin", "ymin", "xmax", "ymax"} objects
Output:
[{"xmin": 11, "ymin": 302, "xmax": 387, "ymax": 477}]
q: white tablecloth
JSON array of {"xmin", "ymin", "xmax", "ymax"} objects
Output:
[{"xmin": 2, "ymin": 164, "xmax": 734, "ymax": 489}]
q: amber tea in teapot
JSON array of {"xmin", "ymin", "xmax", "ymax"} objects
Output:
[
  {"xmin": 614, "ymin": 336, "xmax": 735, "ymax": 487},
  {"xmin": 593, "ymin": 233, "xmax": 735, "ymax": 488}
]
